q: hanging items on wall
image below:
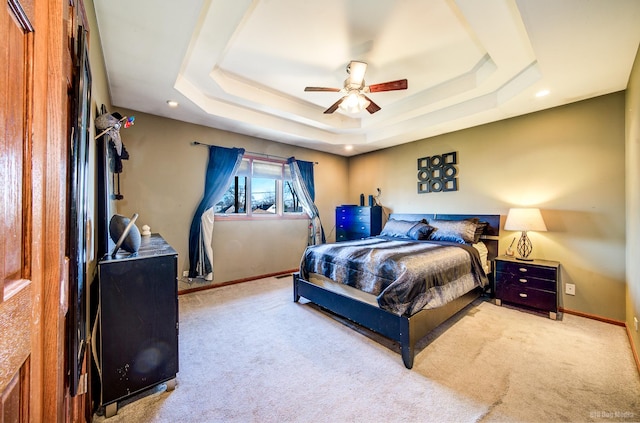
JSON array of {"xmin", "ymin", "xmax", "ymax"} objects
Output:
[
  {"xmin": 95, "ymin": 111, "xmax": 135, "ymax": 200},
  {"xmin": 417, "ymin": 151, "xmax": 458, "ymax": 193}
]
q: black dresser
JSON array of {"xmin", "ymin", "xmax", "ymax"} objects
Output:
[
  {"xmin": 335, "ymin": 205, "xmax": 383, "ymax": 241},
  {"xmin": 96, "ymin": 234, "xmax": 179, "ymax": 417},
  {"xmin": 494, "ymin": 256, "xmax": 560, "ymax": 320}
]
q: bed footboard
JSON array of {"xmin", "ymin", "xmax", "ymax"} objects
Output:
[{"xmin": 293, "ymin": 273, "xmax": 480, "ymax": 369}]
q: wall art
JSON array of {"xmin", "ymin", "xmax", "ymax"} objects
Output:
[{"xmin": 417, "ymin": 151, "xmax": 458, "ymax": 193}]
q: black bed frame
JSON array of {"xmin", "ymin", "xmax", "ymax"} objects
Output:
[{"xmin": 293, "ymin": 213, "xmax": 501, "ymax": 369}]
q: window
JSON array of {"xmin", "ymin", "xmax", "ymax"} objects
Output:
[{"xmin": 214, "ymin": 156, "xmax": 304, "ymax": 219}]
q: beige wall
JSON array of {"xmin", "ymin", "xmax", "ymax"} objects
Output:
[
  {"xmin": 349, "ymin": 93, "xmax": 627, "ymax": 321},
  {"xmin": 113, "ymin": 110, "xmax": 349, "ymax": 290},
  {"xmin": 626, "ymin": 45, "xmax": 640, "ymax": 359}
]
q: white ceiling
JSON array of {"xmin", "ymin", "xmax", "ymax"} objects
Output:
[{"xmin": 94, "ymin": 0, "xmax": 640, "ymax": 157}]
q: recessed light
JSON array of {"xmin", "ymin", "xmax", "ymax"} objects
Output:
[
  {"xmin": 535, "ymin": 89, "xmax": 550, "ymax": 98},
  {"xmin": 166, "ymin": 100, "xmax": 179, "ymax": 108},
  {"xmin": 345, "ymin": 145, "xmax": 353, "ymax": 151}
]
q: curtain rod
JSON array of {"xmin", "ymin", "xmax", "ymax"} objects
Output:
[{"xmin": 191, "ymin": 141, "xmax": 318, "ymax": 164}]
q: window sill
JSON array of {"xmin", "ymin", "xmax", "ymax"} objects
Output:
[{"xmin": 214, "ymin": 213, "xmax": 308, "ymax": 221}]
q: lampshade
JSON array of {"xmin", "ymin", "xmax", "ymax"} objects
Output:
[
  {"xmin": 504, "ymin": 208, "xmax": 547, "ymax": 232},
  {"xmin": 504, "ymin": 208, "xmax": 546, "ymax": 261}
]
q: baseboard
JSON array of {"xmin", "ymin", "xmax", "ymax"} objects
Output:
[
  {"xmin": 561, "ymin": 307, "xmax": 640, "ymax": 376},
  {"xmin": 625, "ymin": 325, "xmax": 640, "ymax": 377},
  {"xmin": 560, "ymin": 307, "xmax": 625, "ymax": 326},
  {"xmin": 178, "ymin": 269, "xmax": 298, "ymax": 295}
]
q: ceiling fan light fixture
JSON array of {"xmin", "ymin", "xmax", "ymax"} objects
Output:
[
  {"xmin": 305, "ymin": 60, "xmax": 406, "ymax": 114},
  {"xmin": 340, "ymin": 90, "xmax": 370, "ymax": 113}
]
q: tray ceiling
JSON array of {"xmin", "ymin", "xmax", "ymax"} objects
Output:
[{"xmin": 95, "ymin": 0, "xmax": 640, "ymax": 156}]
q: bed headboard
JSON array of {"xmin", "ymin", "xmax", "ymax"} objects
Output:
[{"xmin": 388, "ymin": 213, "xmax": 501, "ymax": 263}]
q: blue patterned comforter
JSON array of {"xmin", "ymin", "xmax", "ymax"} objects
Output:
[{"xmin": 300, "ymin": 237, "xmax": 488, "ymax": 316}]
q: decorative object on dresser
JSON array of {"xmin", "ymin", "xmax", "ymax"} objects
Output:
[
  {"xmin": 494, "ymin": 256, "xmax": 560, "ymax": 320},
  {"xmin": 503, "ymin": 207, "xmax": 547, "ymax": 261},
  {"xmin": 108, "ymin": 213, "xmax": 141, "ymax": 256},
  {"xmin": 94, "ymin": 234, "xmax": 179, "ymax": 418},
  {"xmin": 335, "ymin": 205, "xmax": 382, "ymax": 241}
]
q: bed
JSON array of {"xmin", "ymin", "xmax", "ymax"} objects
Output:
[{"xmin": 293, "ymin": 213, "xmax": 501, "ymax": 369}]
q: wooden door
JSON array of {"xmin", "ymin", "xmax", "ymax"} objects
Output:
[{"xmin": 0, "ymin": 0, "xmax": 35, "ymax": 421}]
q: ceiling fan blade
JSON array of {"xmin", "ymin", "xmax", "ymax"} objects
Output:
[
  {"xmin": 324, "ymin": 97, "xmax": 346, "ymax": 114},
  {"xmin": 348, "ymin": 61, "xmax": 368, "ymax": 86},
  {"xmin": 305, "ymin": 87, "xmax": 341, "ymax": 92},
  {"xmin": 363, "ymin": 95, "xmax": 381, "ymax": 114},
  {"xmin": 368, "ymin": 79, "xmax": 408, "ymax": 93}
]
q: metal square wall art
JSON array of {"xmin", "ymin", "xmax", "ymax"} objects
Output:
[{"xmin": 417, "ymin": 152, "xmax": 458, "ymax": 193}]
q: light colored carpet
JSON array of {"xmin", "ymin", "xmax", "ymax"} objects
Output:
[{"xmin": 93, "ymin": 276, "xmax": 640, "ymax": 423}]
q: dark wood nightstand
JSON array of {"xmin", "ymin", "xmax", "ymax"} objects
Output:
[{"xmin": 494, "ymin": 256, "xmax": 560, "ymax": 320}]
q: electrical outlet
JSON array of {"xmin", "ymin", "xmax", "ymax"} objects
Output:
[
  {"xmin": 635, "ymin": 317, "xmax": 638, "ymax": 332},
  {"xmin": 182, "ymin": 270, "xmax": 189, "ymax": 277},
  {"xmin": 565, "ymin": 283, "xmax": 576, "ymax": 296}
]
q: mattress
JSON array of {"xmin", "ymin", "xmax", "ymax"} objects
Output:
[{"xmin": 300, "ymin": 237, "xmax": 488, "ymax": 316}]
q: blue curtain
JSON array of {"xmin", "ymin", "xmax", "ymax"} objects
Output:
[
  {"xmin": 188, "ymin": 146, "xmax": 245, "ymax": 277},
  {"xmin": 287, "ymin": 157, "xmax": 325, "ymax": 245}
]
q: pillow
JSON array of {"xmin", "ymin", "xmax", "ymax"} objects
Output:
[
  {"xmin": 428, "ymin": 218, "xmax": 479, "ymax": 244},
  {"xmin": 407, "ymin": 221, "xmax": 435, "ymax": 240},
  {"xmin": 474, "ymin": 221, "xmax": 489, "ymax": 243},
  {"xmin": 380, "ymin": 219, "xmax": 418, "ymax": 238}
]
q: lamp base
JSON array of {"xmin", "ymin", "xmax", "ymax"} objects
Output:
[{"xmin": 515, "ymin": 231, "xmax": 534, "ymax": 262}]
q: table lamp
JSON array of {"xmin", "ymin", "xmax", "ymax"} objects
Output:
[{"xmin": 504, "ymin": 208, "xmax": 547, "ymax": 261}]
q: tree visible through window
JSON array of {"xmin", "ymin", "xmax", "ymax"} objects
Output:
[{"xmin": 214, "ymin": 157, "xmax": 303, "ymax": 217}]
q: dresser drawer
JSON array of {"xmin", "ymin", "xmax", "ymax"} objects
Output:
[
  {"xmin": 337, "ymin": 230, "xmax": 370, "ymax": 241},
  {"xmin": 336, "ymin": 206, "xmax": 370, "ymax": 217},
  {"xmin": 495, "ymin": 260, "xmax": 557, "ymax": 281},
  {"xmin": 337, "ymin": 220, "xmax": 372, "ymax": 233},
  {"xmin": 337, "ymin": 213, "xmax": 372, "ymax": 224},
  {"xmin": 496, "ymin": 283, "xmax": 557, "ymax": 312},
  {"xmin": 495, "ymin": 271, "xmax": 556, "ymax": 292}
]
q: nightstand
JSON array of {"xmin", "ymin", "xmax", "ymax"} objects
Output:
[{"xmin": 494, "ymin": 256, "xmax": 560, "ymax": 320}]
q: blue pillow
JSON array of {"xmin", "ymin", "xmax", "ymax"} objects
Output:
[
  {"xmin": 380, "ymin": 219, "xmax": 434, "ymax": 240},
  {"xmin": 407, "ymin": 222, "xmax": 435, "ymax": 240}
]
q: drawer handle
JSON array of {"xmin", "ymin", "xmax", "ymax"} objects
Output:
[
  {"xmin": 519, "ymin": 278, "xmax": 528, "ymax": 283},
  {"xmin": 519, "ymin": 293, "xmax": 528, "ymax": 298},
  {"xmin": 519, "ymin": 268, "xmax": 528, "ymax": 273}
]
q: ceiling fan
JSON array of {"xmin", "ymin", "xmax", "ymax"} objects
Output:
[{"xmin": 304, "ymin": 61, "xmax": 408, "ymax": 114}]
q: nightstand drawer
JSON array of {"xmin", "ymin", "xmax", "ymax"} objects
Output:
[
  {"xmin": 496, "ymin": 283, "xmax": 556, "ymax": 312},
  {"xmin": 495, "ymin": 271, "xmax": 556, "ymax": 292},
  {"xmin": 495, "ymin": 260, "xmax": 556, "ymax": 280}
]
